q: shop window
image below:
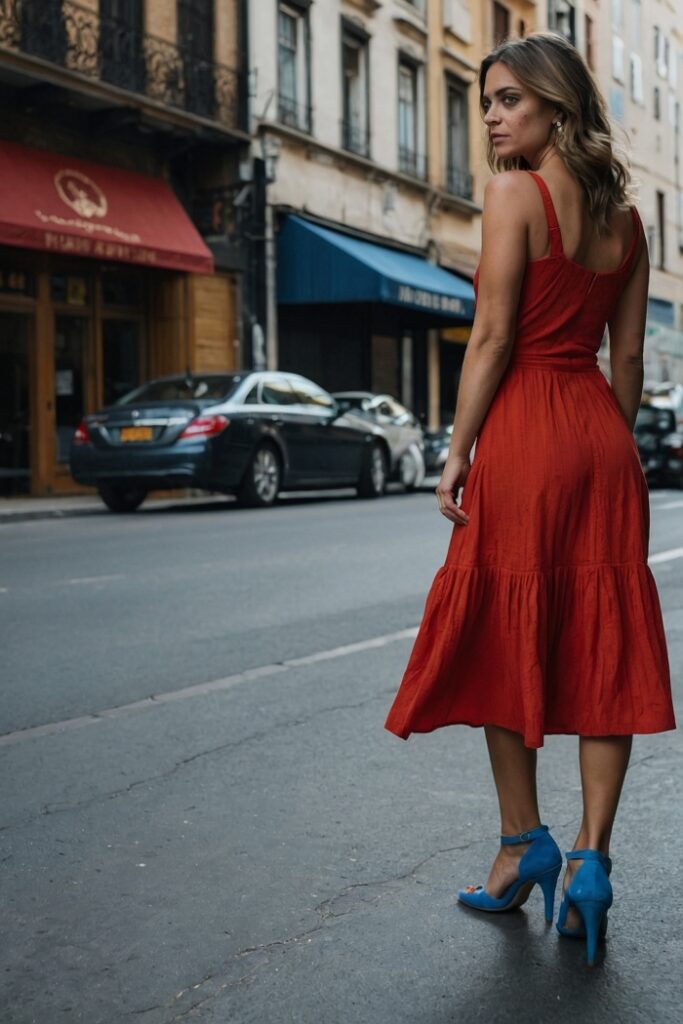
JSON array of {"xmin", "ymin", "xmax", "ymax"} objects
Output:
[
  {"xmin": 0, "ymin": 266, "xmax": 35, "ymax": 297},
  {"xmin": 103, "ymin": 320, "xmax": 141, "ymax": 406},
  {"xmin": 50, "ymin": 274, "xmax": 90, "ymax": 306},
  {"xmin": 101, "ymin": 270, "xmax": 143, "ymax": 307}
]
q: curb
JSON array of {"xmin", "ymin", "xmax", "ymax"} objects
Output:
[{"xmin": 0, "ymin": 505, "xmax": 107, "ymax": 524}]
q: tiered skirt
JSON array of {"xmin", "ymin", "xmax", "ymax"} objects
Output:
[{"xmin": 384, "ymin": 360, "xmax": 675, "ymax": 749}]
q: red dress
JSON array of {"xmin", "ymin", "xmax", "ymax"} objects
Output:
[{"xmin": 384, "ymin": 171, "xmax": 676, "ymax": 749}]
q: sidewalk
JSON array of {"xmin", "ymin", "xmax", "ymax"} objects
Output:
[
  {"xmin": 0, "ymin": 492, "xmax": 230, "ymax": 524},
  {"xmin": 1, "ymin": 479, "xmax": 442, "ymax": 524}
]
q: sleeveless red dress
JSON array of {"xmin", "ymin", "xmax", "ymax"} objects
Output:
[{"xmin": 384, "ymin": 171, "xmax": 675, "ymax": 749}]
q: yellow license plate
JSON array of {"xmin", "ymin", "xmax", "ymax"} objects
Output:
[{"xmin": 120, "ymin": 425, "xmax": 153, "ymax": 442}]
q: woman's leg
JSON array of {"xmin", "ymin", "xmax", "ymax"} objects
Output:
[
  {"xmin": 481, "ymin": 725, "xmax": 542, "ymax": 896},
  {"xmin": 573, "ymin": 735, "xmax": 633, "ymax": 852},
  {"xmin": 562, "ymin": 735, "xmax": 633, "ymax": 926}
]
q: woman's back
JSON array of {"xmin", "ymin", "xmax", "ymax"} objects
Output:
[
  {"xmin": 473, "ymin": 170, "xmax": 644, "ymax": 370},
  {"xmin": 526, "ymin": 173, "xmax": 639, "ymax": 273}
]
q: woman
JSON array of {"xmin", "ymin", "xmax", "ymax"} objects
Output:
[{"xmin": 384, "ymin": 31, "xmax": 675, "ymax": 966}]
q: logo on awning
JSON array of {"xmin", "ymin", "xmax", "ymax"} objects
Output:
[{"xmin": 54, "ymin": 169, "xmax": 108, "ymax": 219}]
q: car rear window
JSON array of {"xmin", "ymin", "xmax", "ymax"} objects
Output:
[{"xmin": 118, "ymin": 375, "xmax": 242, "ymax": 404}]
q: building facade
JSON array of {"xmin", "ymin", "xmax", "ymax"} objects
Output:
[
  {"xmin": 0, "ymin": 0, "xmax": 249, "ymax": 496},
  {"xmin": 249, "ymin": 0, "xmax": 492, "ymax": 430}
]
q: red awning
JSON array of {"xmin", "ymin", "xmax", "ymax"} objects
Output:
[{"xmin": 0, "ymin": 141, "xmax": 213, "ymax": 273}]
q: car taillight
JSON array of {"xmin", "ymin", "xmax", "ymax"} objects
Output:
[
  {"xmin": 73, "ymin": 420, "xmax": 91, "ymax": 444},
  {"xmin": 179, "ymin": 415, "xmax": 230, "ymax": 440}
]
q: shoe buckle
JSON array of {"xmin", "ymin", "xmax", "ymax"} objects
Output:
[{"xmin": 519, "ymin": 831, "xmax": 532, "ymax": 841}]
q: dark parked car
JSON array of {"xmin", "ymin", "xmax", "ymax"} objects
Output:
[
  {"xmin": 634, "ymin": 405, "xmax": 683, "ymax": 488},
  {"xmin": 70, "ymin": 371, "xmax": 393, "ymax": 511},
  {"xmin": 332, "ymin": 392, "xmax": 425, "ymax": 490},
  {"xmin": 423, "ymin": 424, "xmax": 453, "ymax": 474}
]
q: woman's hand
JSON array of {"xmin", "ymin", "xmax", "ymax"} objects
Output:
[{"xmin": 435, "ymin": 454, "xmax": 471, "ymax": 525}]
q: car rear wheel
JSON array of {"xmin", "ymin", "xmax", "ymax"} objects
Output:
[
  {"xmin": 97, "ymin": 483, "xmax": 147, "ymax": 513},
  {"xmin": 399, "ymin": 448, "xmax": 422, "ymax": 491},
  {"xmin": 357, "ymin": 442, "xmax": 388, "ymax": 499},
  {"xmin": 237, "ymin": 443, "xmax": 281, "ymax": 508}
]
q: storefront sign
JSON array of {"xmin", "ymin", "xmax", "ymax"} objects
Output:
[
  {"xmin": 397, "ymin": 285, "xmax": 466, "ymax": 316},
  {"xmin": 0, "ymin": 141, "xmax": 213, "ymax": 273}
]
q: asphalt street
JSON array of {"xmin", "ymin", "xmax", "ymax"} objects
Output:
[{"xmin": 1, "ymin": 486, "xmax": 682, "ymax": 1023}]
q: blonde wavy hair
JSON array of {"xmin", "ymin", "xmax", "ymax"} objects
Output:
[{"xmin": 478, "ymin": 31, "xmax": 636, "ymax": 233}]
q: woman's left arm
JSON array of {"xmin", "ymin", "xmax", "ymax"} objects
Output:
[{"xmin": 436, "ymin": 172, "xmax": 529, "ymax": 525}]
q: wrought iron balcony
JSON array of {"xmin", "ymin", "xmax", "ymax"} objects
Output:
[
  {"xmin": 398, "ymin": 146, "xmax": 427, "ymax": 180},
  {"xmin": 446, "ymin": 165, "xmax": 474, "ymax": 201},
  {"xmin": 277, "ymin": 94, "xmax": 312, "ymax": 134},
  {"xmin": 0, "ymin": 0, "xmax": 243, "ymax": 131},
  {"xmin": 341, "ymin": 117, "xmax": 370, "ymax": 158}
]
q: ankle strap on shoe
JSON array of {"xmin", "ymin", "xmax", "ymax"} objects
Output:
[
  {"xmin": 565, "ymin": 849, "xmax": 612, "ymax": 872},
  {"xmin": 500, "ymin": 825, "xmax": 550, "ymax": 845}
]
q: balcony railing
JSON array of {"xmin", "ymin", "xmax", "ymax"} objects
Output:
[
  {"xmin": 0, "ymin": 0, "xmax": 243, "ymax": 131},
  {"xmin": 277, "ymin": 94, "xmax": 312, "ymax": 134},
  {"xmin": 341, "ymin": 117, "xmax": 370, "ymax": 158},
  {"xmin": 398, "ymin": 146, "xmax": 427, "ymax": 180},
  {"xmin": 446, "ymin": 165, "xmax": 474, "ymax": 200}
]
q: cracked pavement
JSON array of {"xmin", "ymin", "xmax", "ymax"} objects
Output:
[{"xmin": 1, "ymin": 491, "xmax": 681, "ymax": 1023}]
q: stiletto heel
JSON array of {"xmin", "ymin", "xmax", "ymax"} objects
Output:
[
  {"xmin": 457, "ymin": 825, "xmax": 562, "ymax": 920},
  {"xmin": 578, "ymin": 901, "xmax": 607, "ymax": 967},
  {"xmin": 556, "ymin": 849, "xmax": 612, "ymax": 966},
  {"xmin": 538, "ymin": 863, "xmax": 562, "ymax": 923}
]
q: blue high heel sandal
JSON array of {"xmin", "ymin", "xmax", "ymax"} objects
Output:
[
  {"xmin": 556, "ymin": 850, "xmax": 613, "ymax": 966},
  {"xmin": 457, "ymin": 825, "xmax": 563, "ymax": 922}
]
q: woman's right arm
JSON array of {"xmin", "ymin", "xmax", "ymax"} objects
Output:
[{"xmin": 607, "ymin": 228, "xmax": 650, "ymax": 431}]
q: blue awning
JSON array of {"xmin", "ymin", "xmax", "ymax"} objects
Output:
[{"xmin": 277, "ymin": 215, "xmax": 475, "ymax": 321}]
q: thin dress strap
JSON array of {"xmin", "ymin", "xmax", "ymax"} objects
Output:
[{"xmin": 527, "ymin": 170, "xmax": 564, "ymax": 258}]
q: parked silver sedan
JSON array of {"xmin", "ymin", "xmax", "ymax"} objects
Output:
[{"xmin": 332, "ymin": 392, "xmax": 426, "ymax": 490}]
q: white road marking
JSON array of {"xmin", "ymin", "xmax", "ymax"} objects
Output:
[
  {"xmin": 648, "ymin": 547, "xmax": 683, "ymax": 564},
  {"xmin": 66, "ymin": 574, "xmax": 125, "ymax": 585},
  {"xmin": 0, "ymin": 627, "xmax": 418, "ymax": 748}
]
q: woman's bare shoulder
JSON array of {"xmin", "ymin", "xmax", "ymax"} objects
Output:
[
  {"xmin": 483, "ymin": 171, "xmax": 546, "ymax": 222},
  {"xmin": 483, "ymin": 169, "xmax": 536, "ymax": 200}
]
